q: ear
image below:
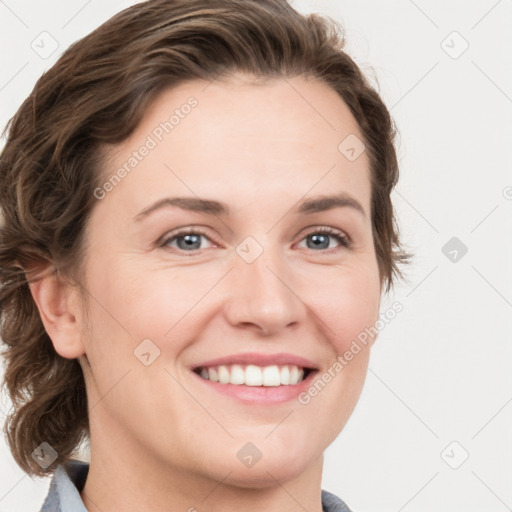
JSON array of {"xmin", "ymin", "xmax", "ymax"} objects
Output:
[{"xmin": 27, "ymin": 264, "xmax": 86, "ymax": 359}]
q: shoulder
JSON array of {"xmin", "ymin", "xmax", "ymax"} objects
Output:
[
  {"xmin": 38, "ymin": 464, "xmax": 350, "ymax": 512},
  {"xmin": 321, "ymin": 489, "xmax": 353, "ymax": 512},
  {"xmin": 39, "ymin": 459, "xmax": 89, "ymax": 512}
]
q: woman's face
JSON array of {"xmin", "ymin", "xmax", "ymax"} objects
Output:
[{"xmin": 77, "ymin": 74, "xmax": 381, "ymax": 486}]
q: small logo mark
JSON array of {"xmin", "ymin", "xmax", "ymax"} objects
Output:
[
  {"xmin": 236, "ymin": 442, "xmax": 263, "ymax": 468},
  {"xmin": 31, "ymin": 442, "xmax": 58, "ymax": 469},
  {"xmin": 30, "ymin": 31, "xmax": 59, "ymax": 60},
  {"xmin": 441, "ymin": 31, "xmax": 469, "ymax": 59},
  {"xmin": 503, "ymin": 186, "xmax": 512, "ymax": 200},
  {"xmin": 338, "ymin": 134, "xmax": 366, "ymax": 162},
  {"xmin": 441, "ymin": 236, "xmax": 468, "ymax": 263},
  {"xmin": 134, "ymin": 338, "xmax": 161, "ymax": 366},
  {"xmin": 236, "ymin": 236, "xmax": 263, "ymax": 263},
  {"xmin": 440, "ymin": 441, "xmax": 469, "ymax": 469}
]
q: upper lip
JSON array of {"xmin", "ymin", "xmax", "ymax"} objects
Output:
[{"xmin": 191, "ymin": 352, "xmax": 318, "ymax": 370}]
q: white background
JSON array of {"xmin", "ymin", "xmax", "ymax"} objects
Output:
[{"xmin": 1, "ymin": 1, "xmax": 511, "ymax": 511}]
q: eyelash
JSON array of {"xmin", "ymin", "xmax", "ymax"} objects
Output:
[{"xmin": 158, "ymin": 226, "xmax": 352, "ymax": 255}]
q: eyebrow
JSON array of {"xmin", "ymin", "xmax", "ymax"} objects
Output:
[{"xmin": 134, "ymin": 193, "xmax": 366, "ymax": 221}]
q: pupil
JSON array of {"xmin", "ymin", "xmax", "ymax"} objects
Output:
[
  {"xmin": 179, "ymin": 234, "xmax": 200, "ymax": 250},
  {"xmin": 309, "ymin": 233, "xmax": 328, "ymax": 249}
]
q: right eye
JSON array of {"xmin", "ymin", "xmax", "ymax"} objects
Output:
[{"xmin": 159, "ymin": 227, "xmax": 218, "ymax": 254}]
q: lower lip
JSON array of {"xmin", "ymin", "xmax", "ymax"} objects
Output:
[{"xmin": 191, "ymin": 369, "xmax": 318, "ymax": 404}]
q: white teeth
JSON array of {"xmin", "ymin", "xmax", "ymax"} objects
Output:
[
  {"xmin": 245, "ymin": 365, "xmax": 263, "ymax": 386},
  {"xmin": 262, "ymin": 365, "xmax": 281, "ymax": 386},
  {"xmin": 280, "ymin": 365, "xmax": 290, "ymax": 385},
  {"xmin": 207, "ymin": 367, "xmax": 218, "ymax": 382},
  {"xmin": 218, "ymin": 365, "xmax": 230, "ymax": 384},
  {"xmin": 197, "ymin": 364, "xmax": 309, "ymax": 386},
  {"xmin": 290, "ymin": 365, "xmax": 299, "ymax": 384},
  {"xmin": 229, "ymin": 364, "xmax": 245, "ymax": 385}
]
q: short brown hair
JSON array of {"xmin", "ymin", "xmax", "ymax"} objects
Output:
[{"xmin": 0, "ymin": 0, "xmax": 411, "ymax": 477}]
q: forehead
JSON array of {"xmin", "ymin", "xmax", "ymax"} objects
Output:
[{"xmin": 100, "ymin": 74, "xmax": 371, "ymax": 216}]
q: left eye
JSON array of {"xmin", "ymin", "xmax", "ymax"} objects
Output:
[
  {"xmin": 297, "ymin": 228, "xmax": 350, "ymax": 252},
  {"xmin": 159, "ymin": 227, "xmax": 350, "ymax": 254}
]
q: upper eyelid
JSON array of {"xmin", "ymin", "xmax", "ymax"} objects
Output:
[{"xmin": 158, "ymin": 226, "xmax": 217, "ymax": 245}]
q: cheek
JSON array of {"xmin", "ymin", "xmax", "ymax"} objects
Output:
[
  {"xmin": 81, "ymin": 256, "xmax": 209, "ymax": 356},
  {"xmin": 312, "ymin": 261, "xmax": 381, "ymax": 354},
  {"xmin": 117, "ymin": 265, "xmax": 218, "ymax": 337}
]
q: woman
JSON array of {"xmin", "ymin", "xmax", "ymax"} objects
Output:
[{"xmin": 0, "ymin": 0, "xmax": 410, "ymax": 510}]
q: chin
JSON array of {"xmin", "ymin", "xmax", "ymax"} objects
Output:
[
  {"xmin": 219, "ymin": 459, "xmax": 315, "ymax": 490},
  {"xmin": 201, "ymin": 440, "xmax": 320, "ymax": 489}
]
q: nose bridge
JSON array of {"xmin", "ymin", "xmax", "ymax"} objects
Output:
[{"xmin": 224, "ymin": 235, "xmax": 304, "ymax": 334}]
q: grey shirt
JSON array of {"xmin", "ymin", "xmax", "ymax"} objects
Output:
[{"xmin": 40, "ymin": 460, "xmax": 352, "ymax": 512}]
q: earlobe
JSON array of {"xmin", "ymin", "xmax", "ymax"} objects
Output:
[{"xmin": 27, "ymin": 265, "xmax": 86, "ymax": 359}]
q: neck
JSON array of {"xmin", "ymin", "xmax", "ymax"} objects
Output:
[{"xmin": 80, "ymin": 415, "xmax": 325, "ymax": 512}]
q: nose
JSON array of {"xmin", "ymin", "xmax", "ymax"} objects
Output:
[{"xmin": 223, "ymin": 242, "xmax": 307, "ymax": 336}]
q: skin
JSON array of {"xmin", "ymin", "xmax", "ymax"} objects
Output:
[{"xmin": 30, "ymin": 73, "xmax": 382, "ymax": 512}]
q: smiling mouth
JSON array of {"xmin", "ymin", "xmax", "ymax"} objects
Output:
[{"xmin": 193, "ymin": 364, "xmax": 315, "ymax": 387}]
